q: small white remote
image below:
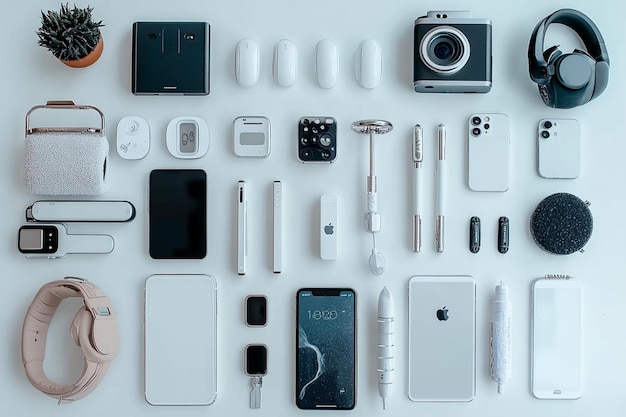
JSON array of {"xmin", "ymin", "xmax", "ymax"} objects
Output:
[
  {"xmin": 117, "ymin": 116, "xmax": 150, "ymax": 160},
  {"xmin": 320, "ymin": 194, "xmax": 338, "ymax": 260}
]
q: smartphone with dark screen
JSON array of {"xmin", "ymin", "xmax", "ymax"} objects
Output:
[
  {"xmin": 149, "ymin": 169, "xmax": 207, "ymax": 259},
  {"xmin": 296, "ymin": 288, "xmax": 356, "ymax": 410}
]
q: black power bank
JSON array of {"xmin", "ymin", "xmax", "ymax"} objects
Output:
[{"xmin": 132, "ymin": 22, "xmax": 210, "ymax": 95}]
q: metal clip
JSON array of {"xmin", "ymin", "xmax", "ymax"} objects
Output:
[{"xmin": 249, "ymin": 376, "xmax": 263, "ymax": 409}]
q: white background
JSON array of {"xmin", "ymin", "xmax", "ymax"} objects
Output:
[{"xmin": 1, "ymin": 0, "xmax": 625, "ymax": 415}]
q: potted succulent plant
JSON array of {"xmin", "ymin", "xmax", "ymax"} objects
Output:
[{"xmin": 36, "ymin": 3, "xmax": 104, "ymax": 68}]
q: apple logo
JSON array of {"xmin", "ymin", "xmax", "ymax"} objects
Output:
[
  {"xmin": 324, "ymin": 223, "xmax": 334, "ymax": 235},
  {"xmin": 436, "ymin": 306, "xmax": 449, "ymax": 321}
]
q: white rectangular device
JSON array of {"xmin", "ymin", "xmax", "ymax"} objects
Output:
[
  {"xmin": 144, "ymin": 274, "xmax": 217, "ymax": 406},
  {"xmin": 537, "ymin": 119, "xmax": 581, "ymax": 179},
  {"xmin": 468, "ymin": 113, "xmax": 510, "ymax": 191},
  {"xmin": 320, "ymin": 194, "xmax": 338, "ymax": 260},
  {"xmin": 273, "ymin": 181, "xmax": 283, "ymax": 273},
  {"xmin": 233, "ymin": 116, "xmax": 270, "ymax": 157},
  {"xmin": 408, "ymin": 275, "xmax": 476, "ymax": 402},
  {"xmin": 26, "ymin": 200, "xmax": 135, "ymax": 222},
  {"xmin": 531, "ymin": 277, "xmax": 583, "ymax": 399}
]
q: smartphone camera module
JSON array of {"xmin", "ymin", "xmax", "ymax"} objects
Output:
[
  {"xmin": 540, "ymin": 121, "xmax": 555, "ymax": 139},
  {"xmin": 298, "ymin": 117, "xmax": 337, "ymax": 163}
]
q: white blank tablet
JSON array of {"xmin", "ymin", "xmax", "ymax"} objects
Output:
[
  {"xmin": 408, "ymin": 275, "xmax": 476, "ymax": 401},
  {"xmin": 144, "ymin": 274, "xmax": 217, "ymax": 405}
]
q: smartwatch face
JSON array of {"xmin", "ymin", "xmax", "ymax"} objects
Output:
[
  {"xmin": 245, "ymin": 344, "xmax": 268, "ymax": 376},
  {"xmin": 246, "ymin": 296, "xmax": 267, "ymax": 327}
]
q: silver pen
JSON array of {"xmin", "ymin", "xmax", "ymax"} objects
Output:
[
  {"xmin": 412, "ymin": 125, "xmax": 423, "ymax": 252},
  {"xmin": 435, "ymin": 124, "xmax": 446, "ymax": 253}
]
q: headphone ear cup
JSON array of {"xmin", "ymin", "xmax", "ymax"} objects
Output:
[
  {"xmin": 70, "ymin": 308, "xmax": 91, "ymax": 347},
  {"xmin": 592, "ymin": 60, "xmax": 609, "ymax": 99}
]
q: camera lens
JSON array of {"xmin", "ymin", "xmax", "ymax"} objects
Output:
[
  {"xmin": 321, "ymin": 150, "xmax": 331, "ymax": 160},
  {"xmin": 420, "ymin": 26, "xmax": 471, "ymax": 74},
  {"xmin": 543, "ymin": 121, "xmax": 553, "ymax": 129},
  {"xmin": 300, "ymin": 149, "xmax": 312, "ymax": 160},
  {"xmin": 471, "ymin": 127, "xmax": 481, "ymax": 136},
  {"xmin": 300, "ymin": 137, "xmax": 309, "ymax": 145},
  {"xmin": 484, "ymin": 123, "xmax": 490, "ymax": 130},
  {"xmin": 319, "ymin": 134, "xmax": 332, "ymax": 147},
  {"xmin": 541, "ymin": 131, "xmax": 550, "ymax": 139},
  {"xmin": 471, "ymin": 116, "xmax": 481, "ymax": 126},
  {"xmin": 434, "ymin": 41, "xmax": 454, "ymax": 60}
]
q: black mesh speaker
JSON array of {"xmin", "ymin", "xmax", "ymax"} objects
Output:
[{"xmin": 530, "ymin": 192, "xmax": 592, "ymax": 255}]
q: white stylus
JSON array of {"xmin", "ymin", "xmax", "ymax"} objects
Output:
[
  {"xmin": 377, "ymin": 287, "xmax": 394, "ymax": 409},
  {"xmin": 237, "ymin": 181, "xmax": 247, "ymax": 275},
  {"xmin": 435, "ymin": 123, "xmax": 446, "ymax": 252},
  {"xmin": 273, "ymin": 181, "xmax": 282, "ymax": 273},
  {"xmin": 412, "ymin": 125, "xmax": 423, "ymax": 252},
  {"xmin": 491, "ymin": 281, "xmax": 512, "ymax": 393}
]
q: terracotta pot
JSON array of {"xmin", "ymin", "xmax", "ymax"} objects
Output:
[{"xmin": 62, "ymin": 37, "xmax": 104, "ymax": 68}]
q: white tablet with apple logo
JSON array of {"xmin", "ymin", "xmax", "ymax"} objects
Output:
[{"xmin": 408, "ymin": 275, "xmax": 476, "ymax": 402}]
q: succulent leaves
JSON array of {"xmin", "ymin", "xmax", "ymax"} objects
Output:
[{"xmin": 37, "ymin": 3, "xmax": 104, "ymax": 61}]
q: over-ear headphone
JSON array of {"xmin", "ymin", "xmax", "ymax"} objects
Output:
[
  {"xmin": 22, "ymin": 277, "xmax": 118, "ymax": 403},
  {"xmin": 528, "ymin": 8, "xmax": 609, "ymax": 109}
]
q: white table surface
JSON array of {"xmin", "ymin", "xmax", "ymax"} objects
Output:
[{"xmin": 1, "ymin": 0, "xmax": 625, "ymax": 415}]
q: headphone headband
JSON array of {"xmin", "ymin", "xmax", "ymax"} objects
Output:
[
  {"xmin": 529, "ymin": 8, "xmax": 608, "ymax": 83},
  {"xmin": 21, "ymin": 277, "xmax": 118, "ymax": 403}
]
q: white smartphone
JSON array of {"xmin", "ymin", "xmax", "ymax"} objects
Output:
[
  {"xmin": 531, "ymin": 277, "xmax": 583, "ymax": 399},
  {"xmin": 144, "ymin": 274, "xmax": 217, "ymax": 405},
  {"xmin": 408, "ymin": 275, "xmax": 475, "ymax": 401},
  {"xmin": 537, "ymin": 119, "xmax": 581, "ymax": 179},
  {"xmin": 468, "ymin": 113, "xmax": 510, "ymax": 192}
]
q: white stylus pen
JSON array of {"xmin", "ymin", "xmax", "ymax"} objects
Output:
[
  {"xmin": 412, "ymin": 125, "xmax": 423, "ymax": 252},
  {"xmin": 237, "ymin": 181, "xmax": 247, "ymax": 275},
  {"xmin": 435, "ymin": 123, "xmax": 446, "ymax": 252},
  {"xmin": 273, "ymin": 181, "xmax": 282, "ymax": 273},
  {"xmin": 491, "ymin": 281, "xmax": 512, "ymax": 393},
  {"xmin": 377, "ymin": 287, "xmax": 394, "ymax": 409}
]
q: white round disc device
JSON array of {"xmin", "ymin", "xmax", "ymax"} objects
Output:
[
  {"xmin": 116, "ymin": 116, "xmax": 150, "ymax": 160},
  {"xmin": 166, "ymin": 117, "xmax": 210, "ymax": 159}
]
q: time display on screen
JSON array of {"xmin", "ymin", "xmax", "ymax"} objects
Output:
[{"xmin": 307, "ymin": 309, "xmax": 338, "ymax": 320}]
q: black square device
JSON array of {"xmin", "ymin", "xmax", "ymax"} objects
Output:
[{"xmin": 132, "ymin": 22, "xmax": 210, "ymax": 95}]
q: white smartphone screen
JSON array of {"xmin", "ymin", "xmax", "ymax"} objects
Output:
[{"xmin": 531, "ymin": 278, "xmax": 583, "ymax": 399}]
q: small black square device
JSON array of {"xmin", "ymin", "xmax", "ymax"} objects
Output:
[
  {"xmin": 245, "ymin": 295, "xmax": 267, "ymax": 327},
  {"xmin": 298, "ymin": 117, "xmax": 337, "ymax": 163},
  {"xmin": 413, "ymin": 11, "xmax": 491, "ymax": 93},
  {"xmin": 132, "ymin": 22, "xmax": 210, "ymax": 95}
]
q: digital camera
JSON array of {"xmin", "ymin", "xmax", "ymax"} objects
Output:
[{"xmin": 413, "ymin": 11, "xmax": 492, "ymax": 93}]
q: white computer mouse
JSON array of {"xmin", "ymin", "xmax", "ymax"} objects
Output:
[
  {"xmin": 235, "ymin": 38, "xmax": 260, "ymax": 87},
  {"xmin": 356, "ymin": 39, "xmax": 383, "ymax": 89},
  {"xmin": 273, "ymin": 39, "xmax": 297, "ymax": 87},
  {"xmin": 316, "ymin": 39, "xmax": 338, "ymax": 89}
]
